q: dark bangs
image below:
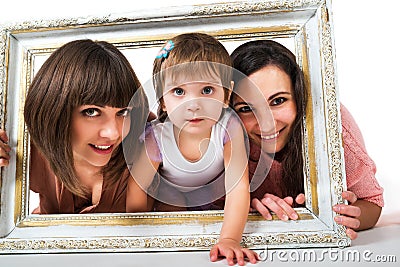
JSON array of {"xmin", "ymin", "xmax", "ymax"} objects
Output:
[{"xmin": 77, "ymin": 43, "xmax": 138, "ymax": 108}]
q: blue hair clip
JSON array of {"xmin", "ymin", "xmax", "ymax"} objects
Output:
[{"xmin": 156, "ymin": 40, "xmax": 174, "ymax": 59}]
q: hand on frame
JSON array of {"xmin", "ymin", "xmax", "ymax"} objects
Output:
[
  {"xmin": 0, "ymin": 129, "xmax": 11, "ymax": 167},
  {"xmin": 251, "ymin": 193, "xmax": 305, "ymax": 221},
  {"xmin": 333, "ymin": 191, "xmax": 361, "ymax": 240}
]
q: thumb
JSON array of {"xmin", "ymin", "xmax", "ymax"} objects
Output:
[
  {"xmin": 295, "ymin": 194, "xmax": 305, "ymax": 205},
  {"xmin": 0, "ymin": 130, "xmax": 9, "ymax": 143},
  {"xmin": 342, "ymin": 191, "xmax": 357, "ymax": 204}
]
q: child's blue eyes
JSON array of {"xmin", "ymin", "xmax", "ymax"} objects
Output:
[
  {"xmin": 172, "ymin": 86, "xmax": 214, "ymax": 96},
  {"xmin": 202, "ymin": 87, "xmax": 213, "ymax": 95},
  {"xmin": 173, "ymin": 88, "xmax": 184, "ymax": 96}
]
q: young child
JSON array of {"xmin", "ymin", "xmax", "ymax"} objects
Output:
[{"xmin": 126, "ymin": 33, "xmax": 258, "ymax": 265}]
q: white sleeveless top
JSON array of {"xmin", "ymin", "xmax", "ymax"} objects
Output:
[{"xmin": 145, "ymin": 110, "xmax": 237, "ymax": 192}]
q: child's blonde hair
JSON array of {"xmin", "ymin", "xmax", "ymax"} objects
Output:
[{"xmin": 153, "ymin": 32, "xmax": 232, "ymax": 122}]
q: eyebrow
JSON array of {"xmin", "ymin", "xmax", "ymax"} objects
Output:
[
  {"xmin": 268, "ymin": 91, "xmax": 291, "ymax": 101},
  {"xmin": 80, "ymin": 104, "xmax": 105, "ymax": 108},
  {"xmin": 233, "ymin": 101, "xmax": 250, "ymax": 108}
]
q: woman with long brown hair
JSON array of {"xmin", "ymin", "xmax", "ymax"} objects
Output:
[{"xmin": 1, "ymin": 39, "xmax": 149, "ymax": 214}]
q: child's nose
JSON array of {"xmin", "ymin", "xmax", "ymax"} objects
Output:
[{"xmin": 187, "ymin": 99, "xmax": 201, "ymax": 112}]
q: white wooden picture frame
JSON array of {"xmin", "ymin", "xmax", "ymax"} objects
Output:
[{"xmin": 0, "ymin": 0, "xmax": 349, "ymax": 253}]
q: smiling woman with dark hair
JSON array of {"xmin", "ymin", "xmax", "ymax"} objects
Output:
[{"xmin": 230, "ymin": 39, "xmax": 384, "ymax": 240}]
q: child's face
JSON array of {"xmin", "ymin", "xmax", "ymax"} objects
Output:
[
  {"xmin": 162, "ymin": 77, "xmax": 228, "ymax": 136},
  {"xmin": 71, "ymin": 105, "xmax": 130, "ymax": 168}
]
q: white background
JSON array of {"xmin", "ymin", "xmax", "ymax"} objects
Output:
[{"xmin": 1, "ymin": 0, "xmax": 399, "ymax": 219}]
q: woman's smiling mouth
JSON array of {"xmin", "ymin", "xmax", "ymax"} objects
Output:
[
  {"xmin": 90, "ymin": 144, "xmax": 114, "ymax": 154},
  {"xmin": 260, "ymin": 130, "xmax": 280, "ymax": 141}
]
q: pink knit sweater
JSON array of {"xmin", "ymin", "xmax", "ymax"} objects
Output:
[
  {"xmin": 249, "ymin": 104, "xmax": 384, "ymax": 207},
  {"xmin": 340, "ymin": 104, "xmax": 384, "ymax": 207}
]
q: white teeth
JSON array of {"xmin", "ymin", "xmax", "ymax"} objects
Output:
[
  {"xmin": 261, "ymin": 132, "xmax": 279, "ymax": 140},
  {"xmin": 94, "ymin": 145, "xmax": 111, "ymax": 150}
]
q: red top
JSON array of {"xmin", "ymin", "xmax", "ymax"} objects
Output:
[{"xmin": 29, "ymin": 144, "xmax": 128, "ymax": 214}]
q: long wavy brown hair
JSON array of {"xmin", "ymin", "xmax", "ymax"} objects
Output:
[
  {"xmin": 24, "ymin": 39, "xmax": 149, "ymax": 198},
  {"xmin": 230, "ymin": 40, "xmax": 307, "ymax": 198}
]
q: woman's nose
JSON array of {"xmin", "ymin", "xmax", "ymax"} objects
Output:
[
  {"xmin": 257, "ymin": 111, "xmax": 275, "ymax": 133},
  {"xmin": 99, "ymin": 119, "xmax": 120, "ymax": 140}
]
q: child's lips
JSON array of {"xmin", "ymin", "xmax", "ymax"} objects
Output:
[{"xmin": 188, "ymin": 118, "xmax": 203, "ymax": 123}]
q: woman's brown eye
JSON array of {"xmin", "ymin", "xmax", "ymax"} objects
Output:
[
  {"xmin": 118, "ymin": 109, "xmax": 130, "ymax": 117},
  {"xmin": 237, "ymin": 105, "xmax": 252, "ymax": 113},
  {"xmin": 272, "ymin": 97, "xmax": 286, "ymax": 106},
  {"xmin": 82, "ymin": 108, "xmax": 99, "ymax": 117}
]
